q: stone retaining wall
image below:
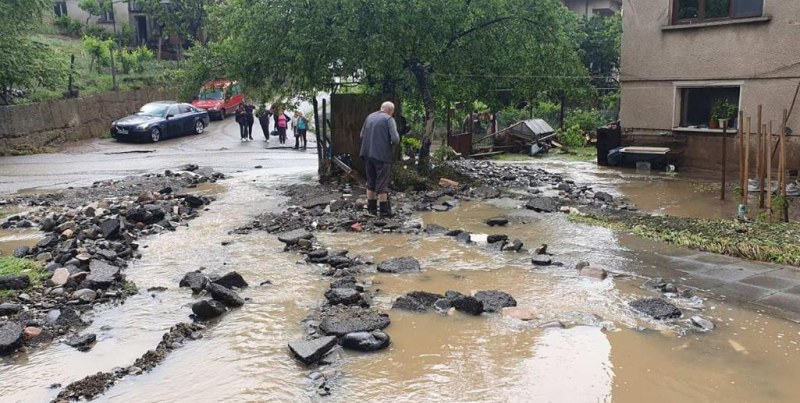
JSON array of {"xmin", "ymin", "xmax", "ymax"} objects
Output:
[{"xmin": 0, "ymin": 89, "xmax": 175, "ymax": 153}]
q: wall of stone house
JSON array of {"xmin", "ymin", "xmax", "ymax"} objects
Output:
[
  {"xmin": 618, "ymin": 0, "xmax": 800, "ymax": 172},
  {"xmin": 0, "ymin": 88, "xmax": 175, "ymax": 152}
]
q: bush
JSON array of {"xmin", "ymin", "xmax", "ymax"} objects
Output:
[
  {"xmin": 433, "ymin": 145, "xmax": 459, "ymax": 163},
  {"xmin": 84, "ymin": 24, "xmax": 111, "ymax": 40},
  {"xmin": 54, "ymin": 16, "xmax": 83, "ymax": 37},
  {"xmin": 83, "ymin": 35, "xmax": 113, "ymax": 72},
  {"xmin": 557, "ymin": 124, "xmax": 585, "ymax": 148},
  {"xmin": 119, "ymin": 46, "xmax": 154, "ymax": 74},
  {"xmin": 564, "ymin": 108, "xmax": 606, "ymax": 135},
  {"xmin": 401, "ymin": 137, "xmax": 422, "ymax": 156}
]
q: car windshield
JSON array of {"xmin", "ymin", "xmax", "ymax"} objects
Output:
[
  {"xmin": 137, "ymin": 104, "xmax": 170, "ymax": 118},
  {"xmin": 198, "ymin": 89, "xmax": 224, "ymax": 100}
]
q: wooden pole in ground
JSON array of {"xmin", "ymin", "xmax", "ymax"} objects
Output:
[
  {"xmin": 739, "ymin": 111, "xmax": 745, "ymax": 201},
  {"xmin": 744, "ymin": 117, "xmax": 750, "ymax": 206},
  {"xmin": 721, "ymin": 120, "xmax": 728, "ymax": 200},
  {"xmin": 756, "ymin": 115, "xmax": 764, "ymax": 207},
  {"xmin": 322, "ymin": 98, "xmax": 328, "ymax": 155},
  {"xmin": 781, "ymin": 109, "xmax": 789, "ymax": 222},
  {"xmin": 312, "ymin": 98, "xmax": 323, "ymax": 162},
  {"xmin": 767, "ymin": 122, "xmax": 773, "ymax": 217}
]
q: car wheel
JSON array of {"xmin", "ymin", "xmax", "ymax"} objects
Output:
[
  {"xmin": 194, "ymin": 120, "xmax": 205, "ymax": 134},
  {"xmin": 220, "ymin": 109, "xmax": 226, "ymax": 120},
  {"xmin": 150, "ymin": 127, "xmax": 162, "ymax": 143}
]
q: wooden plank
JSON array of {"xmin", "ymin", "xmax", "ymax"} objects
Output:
[
  {"xmin": 781, "ymin": 109, "xmax": 789, "ymax": 222},
  {"xmin": 743, "ymin": 117, "xmax": 750, "ymax": 206},
  {"xmin": 767, "ymin": 121, "xmax": 773, "ymax": 216}
]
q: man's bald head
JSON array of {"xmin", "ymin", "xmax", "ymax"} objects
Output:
[{"xmin": 380, "ymin": 101, "xmax": 395, "ymax": 116}]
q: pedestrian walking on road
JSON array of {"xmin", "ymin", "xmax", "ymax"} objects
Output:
[
  {"xmin": 235, "ymin": 104, "xmax": 248, "ymax": 141},
  {"xmin": 294, "ymin": 110, "xmax": 308, "ymax": 150},
  {"xmin": 257, "ymin": 104, "xmax": 272, "ymax": 142},
  {"xmin": 276, "ymin": 108, "xmax": 290, "ymax": 145},
  {"xmin": 359, "ymin": 101, "xmax": 400, "ymax": 217},
  {"xmin": 245, "ymin": 101, "xmax": 256, "ymax": 141}
]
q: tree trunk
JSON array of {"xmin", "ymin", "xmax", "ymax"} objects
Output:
[
  {"xmin": 409, "ymin": 61, "xmax": 435, "ymax": 172},
  {"xmin": 157, "ymin": 35, "xmax": 163, "ymax": 61}
]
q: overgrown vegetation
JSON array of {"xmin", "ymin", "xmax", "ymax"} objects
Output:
[
  {"xmin": 557, "ymin": 124, "xmax": 586, "ymax": 148},
  {"xmin": 572, "ymin": 212, "xmax": 800, "ymax": 266}
]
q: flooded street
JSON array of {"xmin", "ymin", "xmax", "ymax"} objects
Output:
[{"xmin": 3, "ymin": 159, "xmax": 800, "ymax": 402}]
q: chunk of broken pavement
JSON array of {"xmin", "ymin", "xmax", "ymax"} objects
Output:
[
  {"xmin": 288, "ymin": 336, "xmax": 338, "ymax": 365},
  {"xmin": 377, "ymin": 257, "xmax": 421, "ymax": 274}
]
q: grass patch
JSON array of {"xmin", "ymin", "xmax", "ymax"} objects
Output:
[
  {"xmin": 0, "ymin": 144, "xmax": 57, "ymax": 157},
  {"xmin": 557, "ymin": 146, "xmax": 597, "ymax": 162},
  {"xmin": 491, "ymin": 153, "xmax": 534, "ymax": 161},
  {"xmin": 571, "ymin": 212, "xmax": 800, "ymax": 266},
  {"xmin": 0, "ymin": 257, "xmax": 46, "ymax": 298}
]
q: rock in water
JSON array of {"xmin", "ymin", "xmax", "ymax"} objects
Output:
[
  {"xmin": 212, "ymin": 271, "xmax": 248, "ymax": 289},
  {"xmin": 206, "ymin": 283, "xmax": 245, "ymax": 307},
  {"xmin": 341, "ymin": 331, "xmax": 391, "ymax": 352},
  {"xmin": 433, "ymin": 298, "xmax": 452, "ymax": 314},
  {"xmin": 525, "ymin": 197, "xmax": 560, "ymax": 213},
  {"xmin": 406, "ymin": 291, "xmax": 445, "ymax": 307},
  {"xmin": 277, "ymin": 229, "xmax": 313, "ymax": 245},
  {"xmin": 377, "ymin": 257, "xmax": 421, "ymax": 274},
  {"xmin": 179, "ymin": 271, "xmax": 208, "ymax": 293},
  {"xmin": 391, "ymin": 296, "xmax": 427, "ymax": 312},
  {"xmin": 84, "ymin": 261, "xmax": 121, "ymax": 290},
  {"xmin": 319, "ymin": 306, "xmax": 391, "ymax": 336},
  {"xmin": 325, "ymin": 288, "xmax": 363, "ymax": 306},
  {"xmin": 575, "ymin": 261, "xmax": 590, "ymax": 270},
  {"xmin": 192, "ymin": 300, "xmax": 227, "ymax": 320},
  {"xmin": 66, "ymin": 333, "xmax": 97, "ymax": 351},
  {"xmin": 0, "ymin": 322, "xmax": 23, "ymax": 355},
  {"xmin": 485, "ymin": 217, "xmax": 509, "ymax": 227},
  {"xmin": 450, "ymin": 295, "xmax": 484, "ymax": 315},
  {"xmin": 531, "ymin": 255, "xmax": 552, "ymax": 266},
  {"xmin": 487, "ymin": 234, "xmax": 508, "ymax": 244},
  {"xmin": 288, "ymin": 336, "xmax": 338, "ymax": 365},
  {"xmin": 0, "ymin": 275, "xmax": 30, "ymax": 291},
  {"xmin": 472, "ymin": 186, "xmax": 501, "ymax": 199},
  {"xmin": 691, "ymin": 315, "xmax": 715, "ymax": 331},
  {"xmin": 580, "ymin": 266, "xmax": 608, "ymax": 280},
  {"xmin": 594, "ymin": 191, "xmax": 614, "ymax": 203},
  {"xmin": 474, "ymin": 290, "xmax": 517, "ymax": 313},
  {"xmin": 183, "ymin": 195, "xmax": 205, "ymax": 208},
  {"xmin": 629, "ymin": 298, "xmax": 682, "ymax": 320}
]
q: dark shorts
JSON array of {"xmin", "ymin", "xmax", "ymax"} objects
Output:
[{"xmin": 365, "ymin": 157, "xmax": 391, "ymax": 193}]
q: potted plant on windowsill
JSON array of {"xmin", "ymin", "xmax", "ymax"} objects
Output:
[{"xmin": 710, "ymin": 99, "xmax": 737, "ymax": 129}]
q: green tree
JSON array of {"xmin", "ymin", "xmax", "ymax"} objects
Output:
[
  {"xmin": 204, "ymin": 0, "xmax": 588, "ymax": 169},
  {"xmin": 0, "ymin": 0, "xmax": 66, "ymax": 104},
  {"xmin": 78, "ymin": 0, "xmax": 112, "ymax": 25},
  {"xmin": 134, "ymin": 0, "xmax": 218, "ymax": 60},
  {"xmin": 579, "ymin": 13, "xmax": 621, "ymax": 105}
]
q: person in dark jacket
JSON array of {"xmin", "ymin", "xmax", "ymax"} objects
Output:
[
  {"xmin": 235, "ymin": 103, "xmax": 248, "ymax": 141},
  {"xmin": 257, "ymin": 105, "xmax": 272, "ymax": 142},
  {"xmin": 359, "ymin": 101, "xmax": 400, "ymax": 217},
  {"xmin": 244, "ymin": 101, "xmax": 256, "ymax": 141}
]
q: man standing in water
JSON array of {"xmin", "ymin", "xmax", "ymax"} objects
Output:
[{"xmin": 359, "ymin": 101, "xmax": 400, "ymax": 217}]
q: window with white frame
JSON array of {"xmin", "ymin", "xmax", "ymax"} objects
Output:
[{"xmin": 678, "ymin": 86, "xmax": 740, "ymax": 128}]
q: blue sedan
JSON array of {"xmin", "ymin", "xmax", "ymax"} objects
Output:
[{"xmin": 111, "ymin": 101, "xmax": 210, "ymax": 142}]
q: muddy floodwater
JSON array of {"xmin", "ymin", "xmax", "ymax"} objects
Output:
[{"xmin": 3, "ymin": 165, "xmax": 800, "ymax": 402}]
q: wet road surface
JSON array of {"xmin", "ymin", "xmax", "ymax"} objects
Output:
[
  {"xmin": 0, "ymin": 116, "xmax": 317, "ymax": 195},
  {"xmin": 3, "ymin": 144, "xmax": 800, "ymax": 401}
]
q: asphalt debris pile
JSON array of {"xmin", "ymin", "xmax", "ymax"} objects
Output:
[
  {"xmin": 0, "ymin": 165, "xmax": 222, "ymax": 356},
  {"xmin": 53, "ymin": 322, "xmax": 205, "ymax": 402}
]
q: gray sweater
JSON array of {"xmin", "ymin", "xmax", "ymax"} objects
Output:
[{"xmin": 359, "ymin": 111, "xmax": 400, "ymax": 163}]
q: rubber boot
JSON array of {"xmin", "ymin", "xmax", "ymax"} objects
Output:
[
  {"xmin": 379, "ymin": 201, "xmax": 394, "ymax": 218},
  {"xmin": 367, "ymin": 199, "xmax": 378, "ymax": 216}
]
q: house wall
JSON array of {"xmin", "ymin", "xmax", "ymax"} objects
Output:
[
  {"xmin": 619, "ymin": 0, "xmax": 800, "ymax": 172},
  {"xmin": 63, "ymin": 0, "xmax": 131, "ymax": 34},
  {"xmin": 563, "ymin": 0, "xmax": 621, "ymax": 17}
]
